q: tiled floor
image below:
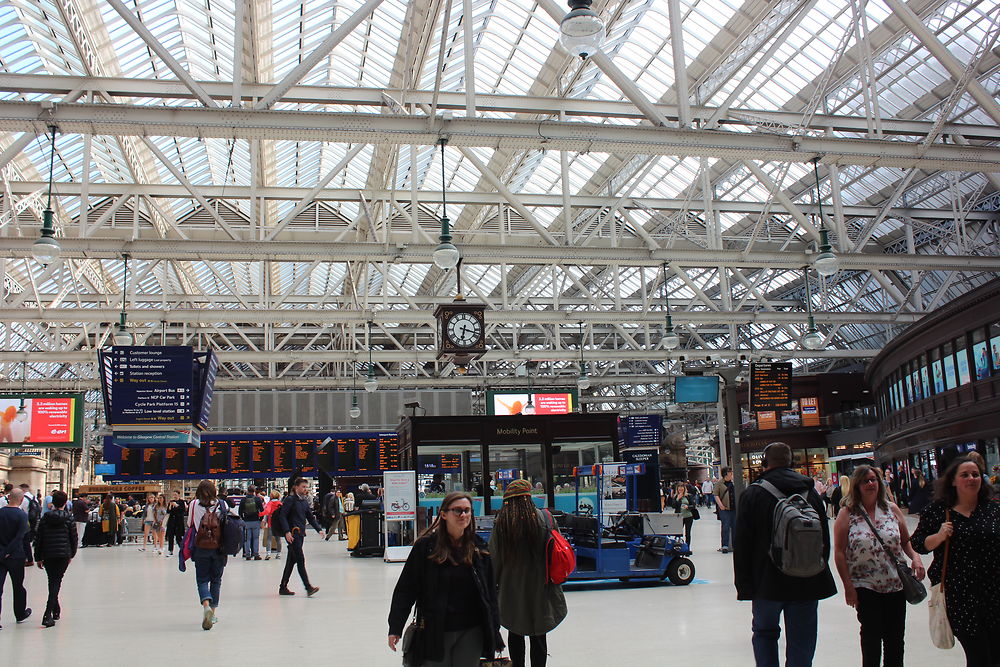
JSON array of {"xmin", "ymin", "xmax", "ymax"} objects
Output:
[{"xmin": 1, "ymin": 517, "xmax": 964, "ymax": 666}]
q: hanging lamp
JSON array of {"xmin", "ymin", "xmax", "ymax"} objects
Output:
[
  {"xmin": 576, "ymin": 321, "xmax": 591, "ymax": 390},
  {"xmin": 801, "ymin": 269, "xmax": 825, "ymax": 351},
  {"xmin": 364, "ymin": 321, "xmax": 378, "ymax": 392},
  {"xmin": 31, "ymin": 125, "xmax": 61, "ymax": 264},
  {"xmin": 433, "ymin": 139, "xmax": 460, "ymax": 270},
  {"xmin": 811, "ymin": 158, "xmax": 839, "ymax": 277},
  {"xmin": 112, "ymin": 253, "xmax": 134, "ymax": 346}
]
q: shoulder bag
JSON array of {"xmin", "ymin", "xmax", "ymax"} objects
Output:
[
  {"xmin": 928, "ymin": 509, "xmax": 954, "ymax": 649},
  {"xmin": 859, "ymin": 508, "xmax": 926, "ymax": 604},
  {"xmin": 401, "ymin": 615, "xmax": 422, "ymax": 667}
]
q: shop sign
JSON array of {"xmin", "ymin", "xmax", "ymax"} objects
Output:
[
  {"xmin": 758, "ymin": 411, "xmax": 778, "ymax": 430},
  {"xmin": 801, "ymin": 397, "xmax": 820, "ymax": 427},
  {"xmin": 486, "ymin": 421, "xmax": 547, "ymax": 444}
]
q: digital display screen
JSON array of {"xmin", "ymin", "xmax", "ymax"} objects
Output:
[
  {"xmin": 336, "ymin": 439, "xmax": 355, "ymax": 473},
  {"xmin": 294, "ymin": 442, "xmax": 314, "ymax": 474},
  {"xmin": 0, "ymin": 393, "xmax": 84, "ymax": 447},
  {"xmin": 379, "ymin": 434, "xmax": 400, "ymax": 471},
  {"xmin": 273, "ymin": 443, "xmax": 293, "ymax": 474},
  {"xmin": 186, "ymin": 447, "xmax": 204, "ymax": 476},
  {"xmin": 164, "ymin": 447, "xmax": 185, "ymax": 476},
  {"xmin": 252, "ymin": 441, "xmax": 271, "ymax": 472},
  {"xmin": 749, "ymin": 362, "xmax": 793, "ymax": 411},
  {"xmin": 357, "ymin": 436, "xmax": 379, "ymax": 471},
  {"xmin": 489, "ymin": 391, "xmax": 576, "ymax": 415},
  {"xmin": 231, "ymin": 441, "xmax": 252, "ymax": 475},
  {"xmin": 120, "ymin": 447, "xmax": 140, "ymax": 476},
  {"xmin": 142, "ymin": 448, "xmax": 163, "ymax": 476},
  {"xmin": 316, "ymin": 444, "xmax": 335, "ymax": 472},
  {"xmin": 207, "ymin": 443, "xmax": 228, "ymax": 475},
  {"xmin": 675, "ymin": 376, "xmax": 720, "ymax": 403}
]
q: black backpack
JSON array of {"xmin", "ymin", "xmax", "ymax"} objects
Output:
[
  {"xmin": 239, "ymin": 495, "xmax": 262, "ymax": 522},
  {"xmin": 27, "ymin": 497, "xmax": 42, "ymax": 530}
]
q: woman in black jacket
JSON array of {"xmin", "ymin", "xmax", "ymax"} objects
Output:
[
  {"xmin": 33, "ymin": 490, "xmax": 78, "ymax": 627},
  {"xmin": 388, "ymin": 492, "xmax": 503, "ymax": 666}
]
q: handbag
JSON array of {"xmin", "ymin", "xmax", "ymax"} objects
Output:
[
  {"xmin": 928, "ymin": 510, "xmax": 955, "ymax": 649},
  {"xmin": 690, "ymin": 506, "xmax": 700, "ymax": 520},
  {"xmin": 400, "ymin": 615, "xmax": 422, "ymax": 667},
  {"xmin": 859, "ymin": 508, "xmax": 926, "ymax": 605}
]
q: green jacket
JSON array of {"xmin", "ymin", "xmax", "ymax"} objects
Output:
[{"xmin": 489, "ymin": 508, "xmax": 568, "ymax": 636}]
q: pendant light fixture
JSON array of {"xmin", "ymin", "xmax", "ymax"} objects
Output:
[
  {"xmin": 31, "ymin": 125, "xmax": 61, "ymax": 265},
  {"xmin": 662, "ymin": 262, "xmax": 679, "ymax": 350},
  {"xmin": 801, "ymin": 269, "xmax": 825, "ymax": 351},
  {"xmin": 559, "ymin": 0, "xmax": 606, "ymax": 59},
  {"xmin": 576, "ymin": 321, "xmax": 591, "ymax": 390},
  {"xmin": 15, "ymin": 361, "xmax": 28, "ymax": 423},
  {"xmin": 363, "ymin": 320, "xmax": 378, "ymax": 392},
  {"xmin": 523, "ymin": 364, "xmax": 536, "ymax": 415},
  {"xmin": 349, "ymin": 365, "xmax": 361, "ymax": 419},
  {"xmin": 811, "ymin": 158, "xmax": 839, "ymax": 277},
  {"xmin": 433, "ymin": 139, "xmax": 460, "ymax": 271},
  {"xmin": 112, "ymin": 253, "xmax": 134, "ymax": 346}
]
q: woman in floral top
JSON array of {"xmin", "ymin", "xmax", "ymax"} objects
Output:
[{"xmin": 833, "ymin": 465, "xmax": 925, "ymax": 667}]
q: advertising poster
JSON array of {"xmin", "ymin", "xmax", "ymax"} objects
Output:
[
  {"xmin": 943, "ymin": 355, "xmax": 957, "ymax": 390},
  {"xmin": 383, "ymin": 470, "xmax": 417, "ymax": 563},
  {"xmin": 973, "ymin": 342, "xmax": 990, "ymax": 380},
  {"xmin": 800, "ymin": 397, "xmax": 820, "ymax": 427},
  {"xmin": 757, "ymin": 411, "xmax": 778, "ymax": 430},
  {"xmin": 932, "ymin": 361, "xmax": 945, "ymax": 393},
  {"xmin": 0, "ymin": 395, "xmax": 79, "ymax": 446},
  {"xmin": 956, "ymin": 350, "xmax": 971, "ymax": 385},
  {"xmin": 992, "ymin": 334, "xmax": 1000, "ymax": 371},
  {"xmin": 920, "ymin": 366, "xmax": 930, "ymax": 397},
  {"xmin": 491, "ymin": 392, "xmax": 574, "ymax": 415}
]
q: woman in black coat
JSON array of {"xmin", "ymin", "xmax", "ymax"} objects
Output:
[
  {"xmin": 33, "ymin": 490, "xmax": 78, "ymax": 627},
  {"xmin": 388, "ymin": 492, "xmax": 503, "ymax": 666}
]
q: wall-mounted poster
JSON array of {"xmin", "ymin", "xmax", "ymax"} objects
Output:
[
  {"xmin": 904, "ymin": 375, "xmax": 914, "ymax": 404},
  {"xmin": 800, "ymin": 397, "xmax": 820, "ymax": 427},
  {"xmin": 943, "ymin": 355, "xmax": 957, "ymax": 390},
  {"xmin": 757, "ymin": 411, "xmax": 778, "ymax": 430},
  {"xmin": 956, "ymin": 350, "xmax": 971, "ymax": 385},
  {"xmin": 972, "ymin": 341, "xmax": 989, "ymax": 380},
  {"xmin": 932, "ymin": 360, "xmax": 945, "ymax": 393},
  {"xmin": 991, "ymin": 332, "xmax": 1000, "ymax": 371},
  {"xmin": 920, "ymin": 366, "xmax": 930, "ymax": 397},
  {"xmin": 911, "ymin": 371, "xmax": 922, "ymax": 401}
]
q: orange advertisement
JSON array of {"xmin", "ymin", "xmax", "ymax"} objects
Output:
[
  {"xmin": 801, "ymin": 397, "xmax": 820, "ymax": 427},
  {"xmin": 757, "ymin": 411, "xmax": 777, "ymax": 430}
]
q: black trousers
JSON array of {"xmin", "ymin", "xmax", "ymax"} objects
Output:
[
  {"xmin": 43, "ymin": 557, "xmax": 70, "ymax": 615},
  {"xmin": 855, "ymin": 588, "xmax": 906, "ymax": 667},
  {"xmin": 956, "ymin": 632, "xmax": 1000, "ymax": 667},
  {"xmin": 165, "ymin": 522, "xmax": 185, "ymax": 552},
  {"xmin": 682, "ymin": 517, "xmax": 693, "ymax": 545},
  {"xmin": 280, "ymin": 533, "xmax": 311, "ymax": 589},
  {"xmin": 0, "ymin": 558, "xmax": 28, "ymax": 621},
  {"xmin": 507, "ymin": 631, "xmax": 547, "ymax": 667}
]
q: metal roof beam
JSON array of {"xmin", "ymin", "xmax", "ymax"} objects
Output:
[{"xmin": 2, "ymin": 102, "xmax": 997, "ymax": 171}]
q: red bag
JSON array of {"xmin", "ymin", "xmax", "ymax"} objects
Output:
[{"xmin": 542, "ymin": 510, "xmax": 575, "ymax": 585}]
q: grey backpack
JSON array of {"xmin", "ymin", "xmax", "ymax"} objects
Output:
[{"xmin": 757, "ymin": 480, "xmax": 825, "ymax": 578}]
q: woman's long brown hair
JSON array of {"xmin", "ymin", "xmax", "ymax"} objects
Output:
[
  {"xmin": 195, "ymin": 479, "xmax": 218, "ymax": 507},
  {"xmin": 492, "ymin": 493, "xmax": 542, "ymax": 564},
  {"xmin": 844, "ymin": 465, "xmax": 888, "ymax": 514},
  {"xmin": 423, "ymin": 491, "xmax": 482, "ymax": 566}
]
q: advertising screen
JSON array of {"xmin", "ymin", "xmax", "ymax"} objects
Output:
[
  {"xmin": 973, "ymin": 341, "xmax": 990, "ymax": 380},
  {"xmin": 0, "ymin": 393, "xmax": 84, "ymax": 447},
  {"xmin": 675, "ymin": 375, "xmax": 720, "ymax": 403},
  {"xmin": 488, "ymin": 390, "xmax": 576, "ymax": 415}
]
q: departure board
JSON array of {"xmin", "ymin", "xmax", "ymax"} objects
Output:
[
  {"xmin": 294, "ymin": 442, "xmax": 314, "ymax": 473},
  {"xmin": 164, "ymin": 447, "xmax": 185, "ymax": 476},
  {"xmin": 103, "ymin": 431, "xmax": 401, "ymax": 480},
  {"xmin": 207, "ymin": 443, "xmax": 229, "ymax": 475},
  {"xmin": 252, "ymin": 441, "xmax": 271, "ymax": 471},
  {"xmin": 230, "ymin": 441, "xmax": 252, "ymax": 475},
  {"xmin": 750, "ymin": 362, "xmax": 793, "ymax": 411},
  {"xmin": 378, "ymin": 434, "xmax": 400, "ymax": 471},
  {"xmin": 336, "ymin": 439, "xmax": 355, "ymax": 473},
  {"xmin": 142, "ymin": 448, "xmax": 162, "ymax": 476},
  {"xmin": 120, "ymin": 447, "xmax": 140, "ymax": 476},
  {"xmin": 441, "ymin": 454, "xmax": 462, "ymax": 470},
  {"xmin": 273, "ymin": 443, "xmax": 293, "ymax": 474},
  {"xmin": 186, "ymin": 447, "xmax": 204, "ymax": 476}
]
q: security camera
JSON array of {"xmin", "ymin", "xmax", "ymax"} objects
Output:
[{"xmin": 404, "ymin": 401, "xmax": 421, "ymax": 409}]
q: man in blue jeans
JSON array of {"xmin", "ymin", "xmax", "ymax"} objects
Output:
[
  {"xmin": 238, "ymin": 486, "xmax": 263, "ymax": 560},
  {"xmin": 714, "ymin": 468, "xmax": 735, "ymax": 552},
  {"xmin": 733, "ymin": 443, "xmax": 836, "ymax": 667}
]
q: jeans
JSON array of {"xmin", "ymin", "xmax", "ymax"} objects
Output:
[
  {"xmin": 508, "ymin": 631, "xmax": 547, "ymax": 667},
  {"xmin": 0, "ymin": 558, "xmax": 28, "ymax": 621},
  {"xmin": 856, "ymin": 588, "xmax": 905, "ymax": 667},
  {"xmin": 719, "ymin": 509, "xmax": 734, "ymax": 549},
  {"xmin": 280, "ymin": 532, "xmax": 310, "ymax": 589},
  {"xmin": 751, "ymin": 598, "xmax": 818, "ymax": 667},
  {"xmin": 243, "ymin": 520, "xmax": 261, "ymax": 557},
  {"xmin": 703, "ymin": 493, "xmax": 714, "ymax": 508},
  {"xmin": 43, "ymin": 557, "xmax": 70, "ymax": 615},
  {"xmin": 193, "ymin": 547, "xmax": 227, "ymax": 607},
  {"xmin": 76, "ymin": 522, "xmax": 87, "ymax": 547},
  {"xmin": 423, "ymin": 626, "xmax": 484, "ymax": 667}
]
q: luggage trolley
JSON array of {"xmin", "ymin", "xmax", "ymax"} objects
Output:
[{"xmin": 557, "ymin": 463, "xmax": 695, "ymax": 585}]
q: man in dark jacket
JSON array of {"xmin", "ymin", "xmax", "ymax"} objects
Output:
[
  {"xmin": 71, "ymin": 492, "xmax": 90, "ymax": 548},
  {"xmin": 34, "ymin": 490, "xmax": 77, "ymax": 627},
  {"xmin": 0, "ymin": 488, "xmax": 32, "ymax": 627},
  {"xmin": 273, "ymin": 477, "xmax": 324, "ymax": 597},
  {"xmin": 733, "ymin": 442, "xmax": 837, "ymax": 667}
]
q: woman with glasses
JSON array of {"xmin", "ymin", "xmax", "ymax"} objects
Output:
[
  {"xmin": 833, "ymin": 465, "xmax": 925, "ymax": 667},
  {"xmin": 489, "ymin": 479, "xmax": 567, "ymax": 667},
  {"xmin": 388, "ymin": 492, "xmax": 503, "ymax": 666},
  {"xmin": 912, "ymin": 456, "xmax": 1000, "ymax": 666}
]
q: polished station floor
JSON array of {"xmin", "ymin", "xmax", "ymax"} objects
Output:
[{"xmin": 2, "ymin": 517, "xmax": 961, "ymax": 666}]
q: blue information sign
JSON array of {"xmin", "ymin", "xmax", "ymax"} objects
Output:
[
  {"xmin": 622, "ymin": 414, "xmax": 662, "ymax": 448},
  {"xmin": 108, "ymin": 346, "xmax": 195, "ymax": 427},
  {"xmin": 94, "ymin": 463, "xmax": 116, "ymax": 475}
]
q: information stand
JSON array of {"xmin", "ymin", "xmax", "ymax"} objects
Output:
[{"xmin": 383, "ymin": 470, "xmax": 417, "ymax": 563}]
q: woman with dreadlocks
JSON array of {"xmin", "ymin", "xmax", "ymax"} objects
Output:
[{"xmin": 489, "ymin": 479, "xmax": 568, "ymax": 667}]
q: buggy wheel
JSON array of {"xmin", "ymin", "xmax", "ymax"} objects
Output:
[{"xmin": 666, "ymin": 557, "xmax": 695, "ymax": 585}]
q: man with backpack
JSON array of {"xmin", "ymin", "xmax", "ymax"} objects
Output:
[
  {"xmin": 733, "ymin": 442, "xmax": 836, "ymax": 667},
  {"xmin": 239, "ymin": 486, "xmax": 264, "ymax": 561},
  {"xmin": 273, "ymin": 477, "xmax": 324, "ymax": 597}
]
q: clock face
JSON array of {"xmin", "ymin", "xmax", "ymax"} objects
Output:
[{"xmin": 445, "ymin": 311, "xmax": 483, "ymax": 348}]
